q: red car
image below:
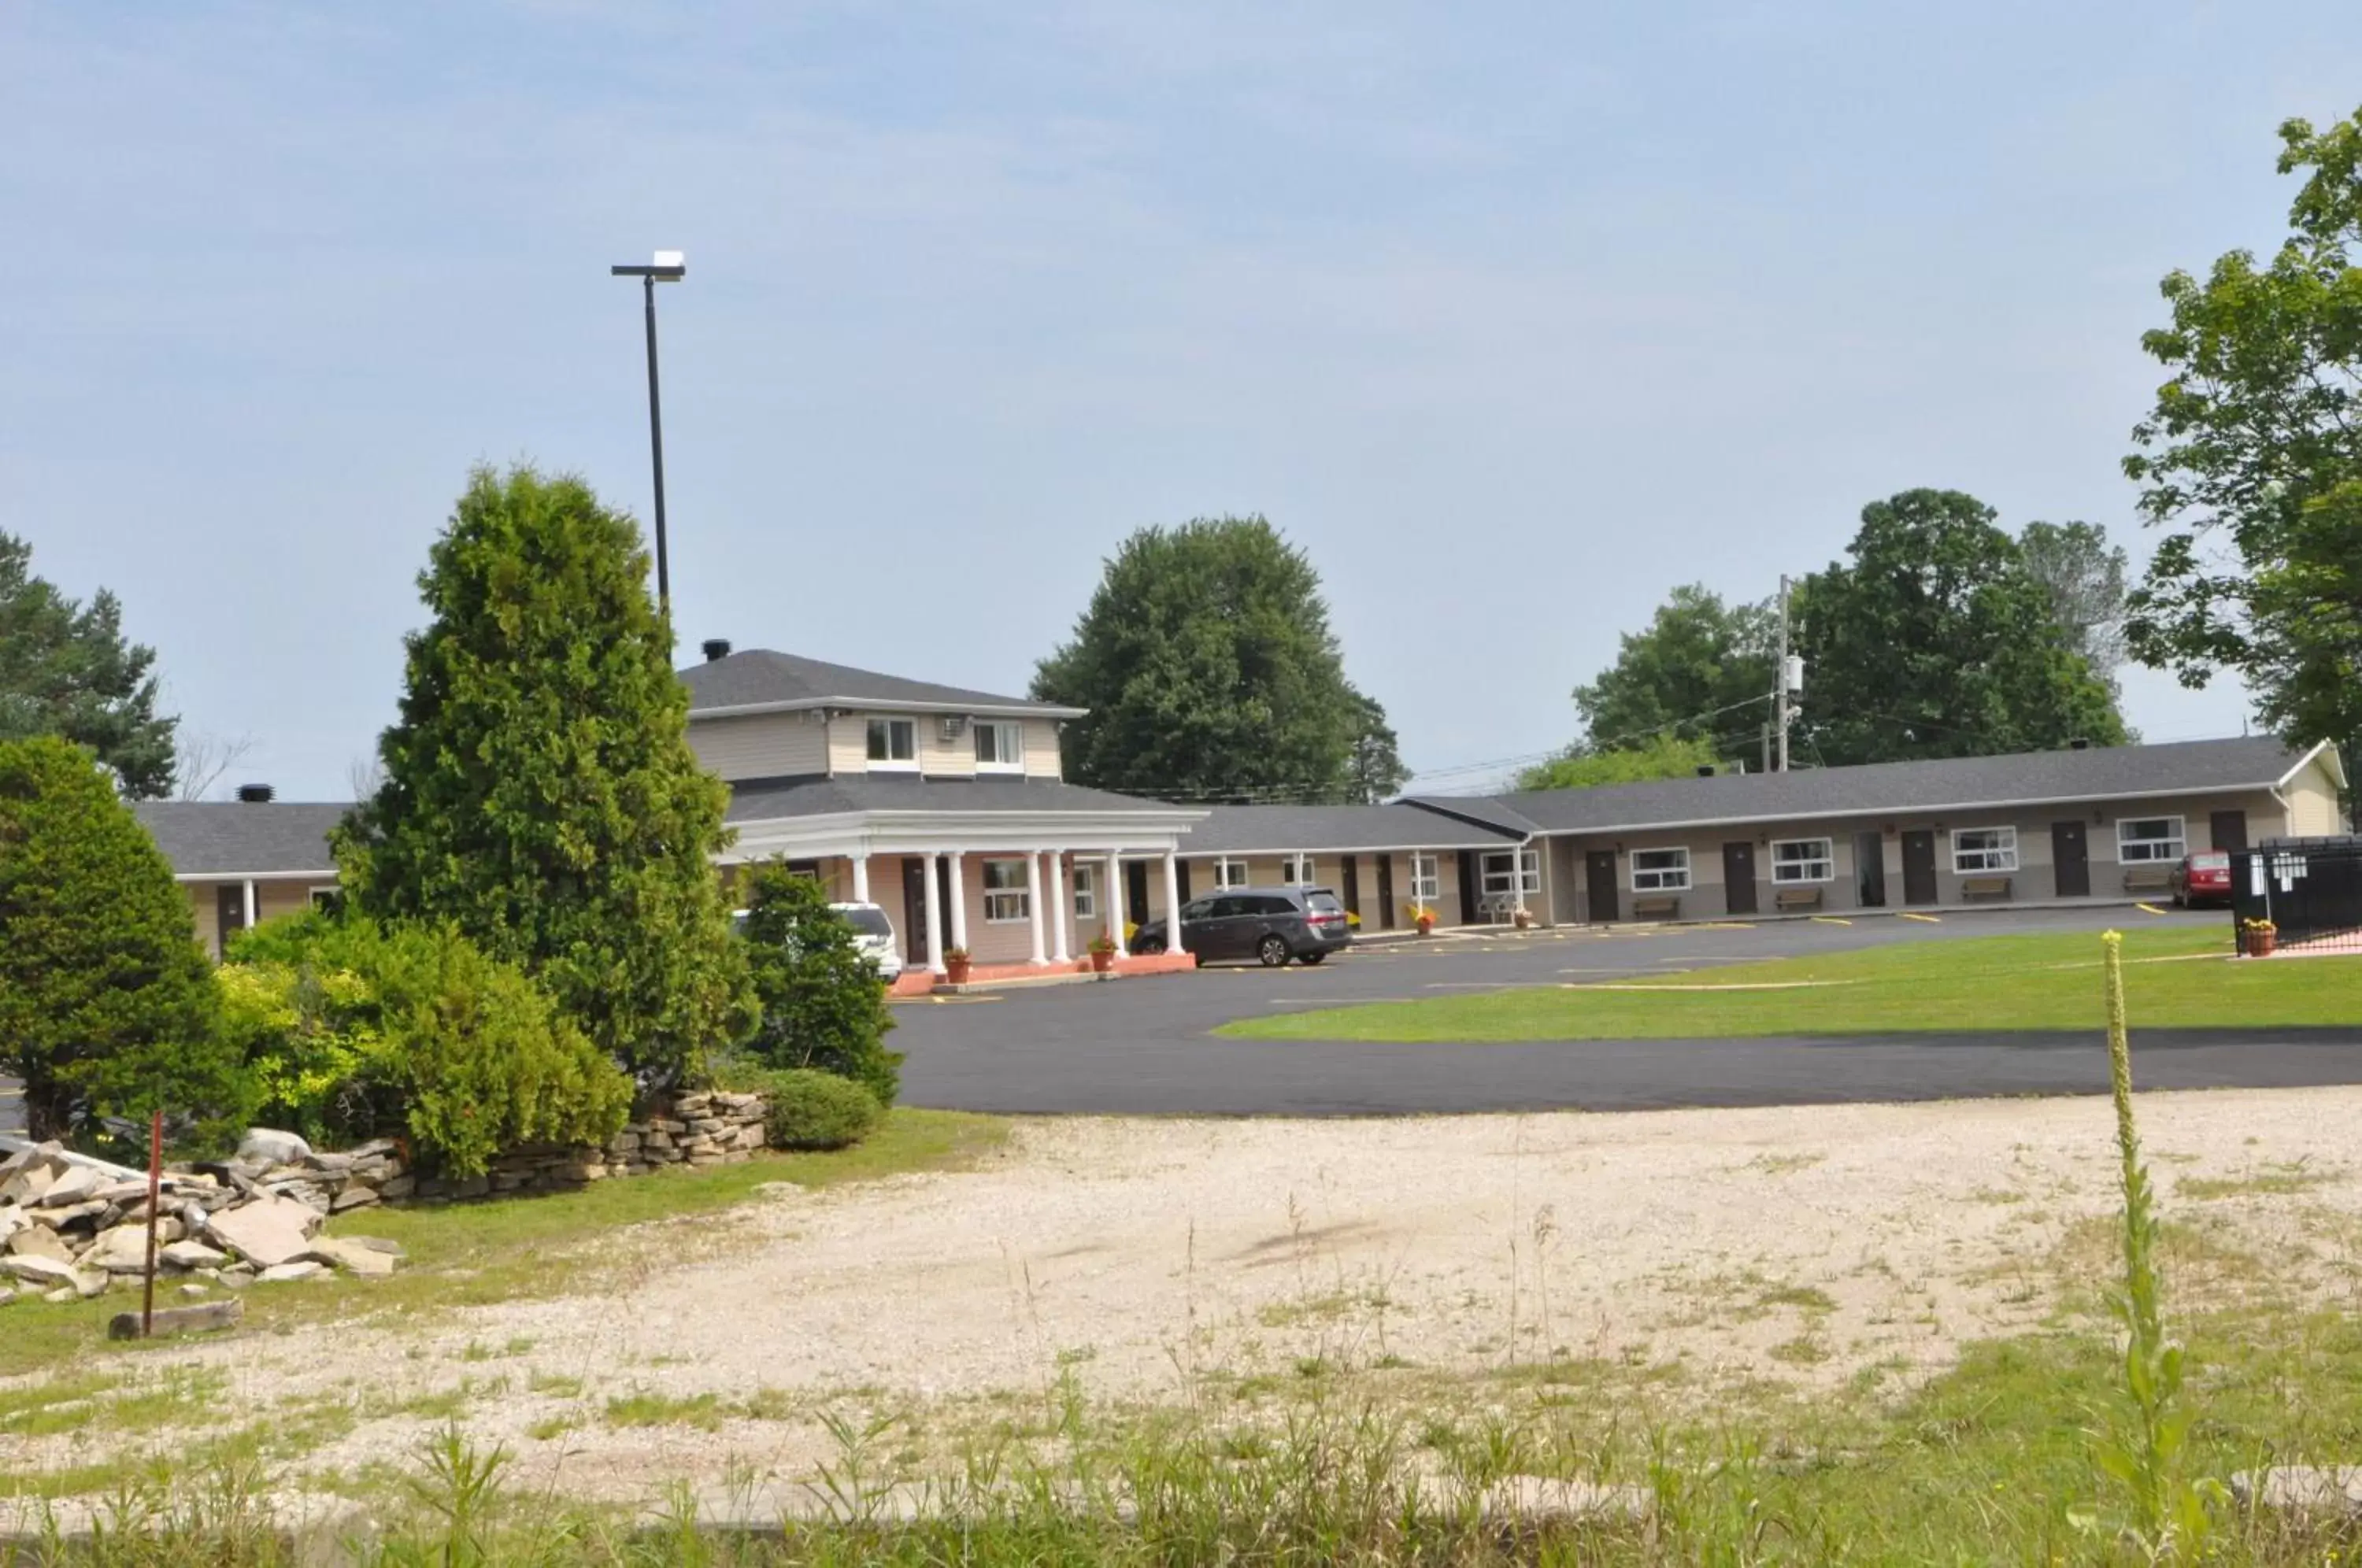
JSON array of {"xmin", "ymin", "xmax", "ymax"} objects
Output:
[{"xmin": 2170, "ymin": 849, "xmax": 2234, "ymax": 908}]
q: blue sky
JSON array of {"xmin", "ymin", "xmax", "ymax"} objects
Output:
[{"xmin": 5, "ymin": 2, "xmax": 2357, "ymax": 799}]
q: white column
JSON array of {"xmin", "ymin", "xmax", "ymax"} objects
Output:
[
  {"xmin": 242, "ymin": 878, "xmax": 257, "ymax": 932},
  {"xmin": 947, "ymin": 852, "xmax": 968, "ymax": 953},
  {"xmin": 921, "ymin": 852, "xmax": 946, "ymax": 974},
  {"xmin": 1026, "ymin": 852, "xmax": 1048, "ymax": 964},
  {"xmin": 850, "ymin": 853, "xmax": 870, "ymax": 904},
  {"xmin": 1162, "ymin": 850, "xmax": 1183, "ymax": 950},
  {"xmin": 1046, "ymin": 851, "xmax": 1071, "ymax": 962},
  {"xmin": 1107, "ymin": 852, "xmax": 1128, "ymax": 957},
  {"xmin": 1513, "ymin": 844, "xmax": 1528, "ymax": 915}
]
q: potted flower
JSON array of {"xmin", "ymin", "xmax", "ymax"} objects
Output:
[
  {"xmin": 1512, "ymin": 908, "xmax": 1534, "ymax": 931},
  {"xmin": 1409, "ymin": 902, "xmax": 1435, "ymax": 937},
  {"xmin": 2241, "ymin": 917, "xmax": 2278, "ymax": 958},
  {"xmin": 944, "ymin": 946, "xmax": 972, "ymax": 984},
  {"xmin": 1087, "ymin": 933, "xmax": 1118, "ymax": 974}
]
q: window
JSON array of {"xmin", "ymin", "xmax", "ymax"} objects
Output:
[
  {"xmin": 2116, "ymin": 816, "xmax": 2186, "ymax": 864},
  {"xmin": 1408, "ymin": 852, "xmax": 1441, "ymax": 902},
  {"xmin": 982, "ymin": 859, "xmax": 1030, "ymax": 923},
  {"xmin": 1180, "ymin": 898, "xmax": 1218, "ymax": 922},
  {"xmin": 865, "ymin": 716, "xmax": 916, "ymax": 767},
  {"xmin": 1280, "ymin": 853, "xmax": 1316, "ymax": 886},
  {"xmin": 1213, "ymin": 857, "xmax": 1249, "ymax": 889},
  {"xmin": 1631, "ymin": 847, "xmax": 1691, "ymax": 892},
  {"xmin": 308, "ymin": 886, "xmax": 344, "ymax": 914},
  {"xmin": 1482, "ymin": 849, "xmax": 1542, "ymax": 895},
  {"xmin": 1770, "ymin": 838, "xmax": 1835, "ymax": 884},
  {"xmin": 1072, "ymin": 864, "xmax": 1098, "ymax": 919},
  {"xmin": 1952, "ymin": 827, "xmax": 2018, "ymax": 874},
  {"xmin": 974, "ymin": 720, "xmax": 1024, "ymax": 771}
]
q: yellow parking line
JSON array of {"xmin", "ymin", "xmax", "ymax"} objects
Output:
[
  {"xmin": 2136, "ymin": 902, "xmax": 2168, "ymax": 915},
  {"xmin": 1897, "ymin": 912, "xmax": 1942, "ymax": 923},
  {"xmin": 1810, "ymin": 915, "xmax": 1853, "ymax": 926}
]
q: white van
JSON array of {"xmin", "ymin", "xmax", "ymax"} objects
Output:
[{"xmin": 829, "ymin": 901, "xmax": 905, "ymax": 982}]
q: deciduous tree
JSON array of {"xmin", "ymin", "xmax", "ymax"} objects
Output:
[
  {"xmin": 0, "ymin": 532, "xmax": 178, "ymax": 799},
  {"xmin": 2019, "ymin": 520, "xmax": 2130, "ymax": 685},
  {"xmin": 1568, "ymin": 585, "xmax": 1776, "ymax": 753},
  {"xmin": 1516, "ymin": 732, "xmax": 1725, "ymax": 792},
  {"xmin": 1033, "ymin": 517, "xmax": 1395, "ymax": 804},
  {"xmin": 2123, "ymin": 106, "xmax": 2362, "ymax": 779},
  {"xmin": 334, "ymin": 465, "xmax": 754, "ymax": 1082}
]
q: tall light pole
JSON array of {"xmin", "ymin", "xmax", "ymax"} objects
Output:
[{"xmin": 609, "ymin": 250, "xmax": 687, "ymax": 610}]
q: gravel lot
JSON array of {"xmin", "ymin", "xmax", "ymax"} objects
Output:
[{"xmin": 12, "ymin": 1089, "xmax": 2357, "ymax": 1500}]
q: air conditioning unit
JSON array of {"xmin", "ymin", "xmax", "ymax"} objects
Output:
[{"xmin": 940, "ymin": 715, "xmax": 968, "ymax": 741}]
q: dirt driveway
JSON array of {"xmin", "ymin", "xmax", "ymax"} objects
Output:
[{"xmin": 11, "ymin": 1089, "xmax": 2360, "ymax": 1502}]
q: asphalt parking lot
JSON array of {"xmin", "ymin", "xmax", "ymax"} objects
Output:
[{"xmin": 893, "ymin": 905, "xmax": 2362, "ymax": 1116}]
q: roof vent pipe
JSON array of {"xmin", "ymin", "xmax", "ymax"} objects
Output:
[
  {"xmin": 701, "ymin": 638, "xmax": 732, "ymax": 663},
  {"xmin": 2068, "ymin": 738, "xmax": 2090, "ymax": 751},
  {"xmin": 1694, "ymin": 765, "xmax": 1716, "ymax": 778},
  {"xmin": 235, "ymin": 783, "xmax": 276, "ymax": 804}
]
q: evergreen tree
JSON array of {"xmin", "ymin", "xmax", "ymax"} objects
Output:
[
  {"xmin": 0, "ymin": 531, "xmax": 178, "ymax": 798},
  {"xmin": 0, "ymin": 735, "xmax": 243, "ymax": 1145},
  {"xmin": 1033, "ymin": 516, "xmax": 1394, "ymax": 803},
  {"xmin": 736, "ymin": 863, "xmax": 901, "ymax": 1106},
  {"xmin": 334, "ymin": 465, "xmax": 753, "ymax": 1082}
]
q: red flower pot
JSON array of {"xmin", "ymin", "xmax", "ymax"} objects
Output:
[{"xmin": 1090, "ymin": 949, "xmax": 1114, "ymax": 974}]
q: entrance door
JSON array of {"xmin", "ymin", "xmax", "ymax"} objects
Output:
[
  {"xmin": 1585, "ymin": 850, "xmax": 1620, "ymax": 923},
  {"xmin": 1855, "ymin": 831, "xmax": 1887, "ymax": 908},
  {"xmin": 1375, "ymin": 855, "xmax": 1396, "ymax": 930},
  {"xmin": 1901, "ymin": 830, "xmax": 1939, "ymax": 905},
  {"xmin": 2210, "ymin": 810, "xmax": 2249, "ymax": 854},
  {"xmin": 1340, "ymin": 856, "xmax": 1361, "ymax": 921},
  {"xmin": 1125, "ymin": 860, "xmax": 1150, "ymax": 928},
  {"xmin": 1457, "ymin": 850, "xmax": 1480, "ymax": 924},
  {"xmin": 900, "ymin": 859, "xmax": 931, "ymax": 965},
  {"xmin": 1721, "ymin": 842, "xmax": 1758, "ymax": 915},
  {"xmin": 2051, "ymin": 820, "xmax": 2090, "ymax": 898},
  {"xmin": 214, "ymin": 884, "xmax": 249, "ymax": 959}
]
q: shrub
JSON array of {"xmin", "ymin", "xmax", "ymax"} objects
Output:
[
  {"xmin": 736, "ymin": 862, "xmax": 901, "ymax": 1105},
  {"xmin": 0, "ymin": 736, "xmax": 250, "ymax": 1148},
  {"xmin": 757, "ymin": 1068, "xmax": 883, "ymax": 1152},
  {"xmin": 224, "ymin": 910, "xmax": 633, "ymax": 1176}
]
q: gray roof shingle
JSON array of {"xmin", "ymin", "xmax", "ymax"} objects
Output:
[
  {"xmin": 682, "ymin": 649, "xmax": 1081, "ymax": 717},
  {"xmin": 135, "ymin": 802, "xmax": 351, "ymax": 877},
  {"xmin": 727, "ymin": 774, "xmax": 1200, "ymax": 823},
  {"xmin": 1178, "ymin": 804, "xmax": 1521, "ymax": 855},
  {"xmin": 1413, "ymin": 737, "xmax": 2320, "ymax": 837}
]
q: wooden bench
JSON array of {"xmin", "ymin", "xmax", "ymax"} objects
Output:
[
  {"xmin": 1631, "ymin": 893, "xmax": 1682, "ymax": 920},
  {"xmin": 1959, "ymin": 875, "xmax": 2013, "ymax": 901},
  {"xmin": 2121, "ymin": 865, "xmax": 2174, "ymax": 894},
  {"xmin": 1772, "ymin": 886, "xmax": 1823, "ymax": 913}
]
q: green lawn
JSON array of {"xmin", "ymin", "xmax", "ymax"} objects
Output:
[
  {"xmin": 0, "ymin": 1108, "xmax": 1007, "ymax": 1380},
  {"xmin": 1222, "ymin": 926, "xmax": 2362, "ymax": 1042}
]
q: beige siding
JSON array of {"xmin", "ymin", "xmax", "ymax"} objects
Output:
[
  {"xmin": 826, "ymin": 713, "xmax": 871, "ymax": 775},
  {"xmin": 919, "ymin": 716, "xmax": 977, "ymax": 778},
  {"xmin": 1021, "ymin": 718, "xmax": 1064, "ymax": 779},
  {"xmin": 2282, "ymin": 755, "xmax": 2344, "ymax": 837},
  {"xmin": 687, "ymin": 712, "xmax": 827, "ymax": 782},
  {"xmin": 182, "ymin": 878, "xmax": 334, "ymax": 960}
]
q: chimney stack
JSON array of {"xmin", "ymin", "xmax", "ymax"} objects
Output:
[
  {"xmin": 235, "ymin": 783, "xmax": 276, "ymax": 804},
  {"xmin": 702, "ymin": 638, "xmax": 732, "ymax": 663}
]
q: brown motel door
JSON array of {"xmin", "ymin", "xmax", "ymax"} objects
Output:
[
  {"xmin": 2051, "ymin": 820, "xmax": 2090, "ymax": 898},
  {"xmin": 1721, "ymin": 841, "xmax": 1757, "ymax": 915},
  {"xmin": 2210, "ymin": 810, "xmax": 2249, "ymax": 854},
  {"xmin": 1901, "ymin": 830, "xmax": 1939, "ymax": 905},
  {"xmin": 1585, "ymin": 850, "xmax": 1619, "ymax": 923}
]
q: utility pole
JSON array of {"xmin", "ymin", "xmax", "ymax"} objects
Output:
[
  {"xmin": 1775, "ymin": 574, "xmax": 1792, "ymax": 772},
  {"xmin": 609, "ymin": 250, "xmax": 687, "ymax": 612}
]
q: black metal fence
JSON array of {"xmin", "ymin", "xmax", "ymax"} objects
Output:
[{"xmin": 2231, "ymin": 838, "xmax": 2362, "ymax": 955}]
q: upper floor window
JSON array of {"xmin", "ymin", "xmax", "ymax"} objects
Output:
[
  {"xmin": 975, "ymin": 720, "xmax": 1024, "ymax": 771},
  {"xmin": 2116, "ymin": 816, "xmax": 2186, "ymax": 864},
  {"xmin": 866, "ymin": 716, "xmax": 916, "ymax": 767},
  {"xmin": 1952, "ymin": 827, "xmax": 2018, "ymax": 874},
  {"xmin": 1280, "ymin": 853, "xmax": 1316, "ymax": 886}
]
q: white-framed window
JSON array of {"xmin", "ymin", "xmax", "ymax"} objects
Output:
[
  {"xmin": 1631, "ymin": 847, "xmax": 1691, "ymax": 892},
  {"xmin": 1280, "ymin": 853, "xmax": 1316, "ymax": 886},
  {"xmin": 1481, "ymin": 849, "xmax": 1542, "ymax": 895},
  {"xmin": 981, "ymin": 858, "xmax": 1031, "ymax": 923},
  {"xmin": 2116, "ymin": 816, "xmax": 2186, "ymax": 864},
  {"xmin": 1072, "ymin": 863, "xmax": 1098, "ymax": 919},
  {"xmin": 1952, "ymin": 826, "xmax": 2019, "ymax": 874},
  {"xmin": 1770, "ymin": 838, "xmax": 1835, "ymax": 884},
  {"xmin": 974, "ymin": 720, "xmax": 1024, "ymax": 771},
  {"xmin": 1212, "ymin": 857, "xmax": 1249, "ymax": 889},
  {"xmin": 1408, "ymin": 852, "xmax": 1441, "ymax": 902},
  {"xmin": 865, "ymin": 716, "xmax": 917, "ymax": 767}
]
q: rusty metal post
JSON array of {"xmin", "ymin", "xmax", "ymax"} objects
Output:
[{"xmin": 140, "ymin": 1108, "xmax": 163, "ymax": 1337}]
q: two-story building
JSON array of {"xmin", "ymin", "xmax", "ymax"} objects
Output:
[{"xmin": 683, "ymin": 642, "xmax": 1205, "ymax": 974}]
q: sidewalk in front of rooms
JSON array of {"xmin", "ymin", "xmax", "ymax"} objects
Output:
[{"xmin": 1354, "ymin": 893, "xmax": 2204, "ymax": 941}]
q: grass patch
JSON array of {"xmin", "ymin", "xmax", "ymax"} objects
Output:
[
  {"xmin": 1257, "ymin": 1288, "xmax": 1393, "ymax": 1329},
  {"xmin": 2179, "ymin": 1162, "xmax": 2341, "ymax": 1200},
  {"xmin": 0, "ymin": 1109, "xmax": 1007, "ymax": 1381},
  {"xmin": 1757, "ymin": 1284, "xmax": 1837, "ymax": 1315},
  {"xmin": 1223, "ymin": 926, "xmax": 2360, "ymax": 1041},
  {"xmin": 604, "ymin": 1391, "xmax": 724, "ymax": 1430}
]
